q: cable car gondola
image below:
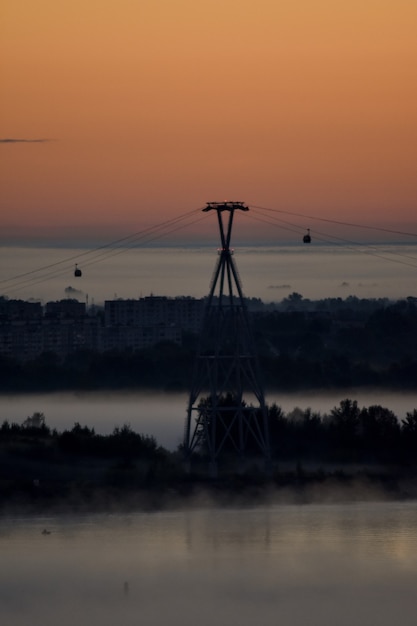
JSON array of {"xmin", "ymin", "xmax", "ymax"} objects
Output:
[
  {"xmin": 74, "ymin": 264, "xmax": 82, "ymax": 277},
  {"xmin": 303, "ymin": 229, "xmax": 311, "ymax": 244}
]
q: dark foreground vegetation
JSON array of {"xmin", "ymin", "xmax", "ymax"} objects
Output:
[
  {"xmin": 2, "ymin": 401, "xmax": 417, "ymax": 514},
  {"xmin": 1, "ymin": 296, "xmax": 417, "ymax": 392}
]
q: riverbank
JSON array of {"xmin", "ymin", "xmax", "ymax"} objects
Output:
[
  {"xmin": 2, "ymin": 461, "xmax": 417, "ymax": 516},
  {"xmin": 2, "ymin": 406, "xmax": 417, "ymax": 515}
]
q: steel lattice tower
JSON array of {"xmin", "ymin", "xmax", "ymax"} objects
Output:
[{"xmin": 184, "ymin": 201, "xmax": 271, "ymax": 477}]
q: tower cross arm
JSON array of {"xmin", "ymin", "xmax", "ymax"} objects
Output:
[{"xmin": 203, "ymin": 201, "xmax": 249, "ymax": 212}]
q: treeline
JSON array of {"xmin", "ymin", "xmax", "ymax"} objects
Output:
[
  {"xmin": 1, "ymin": 296, "xmax": 417, "ymax": 391},
  {"xmin": 191, "ymin": 397, "xmax": 417, "ymax": 466},
  {"xmin": 253, "ymin": 296, "xmax": 417, "ymax": 389},
  {"xmin": 2, "ymin": 402, "xmax": 417, "ymax": 510},
  {"xmin": 0, "ymin": 412, "xmax": 160, "ymax": 460},
  {"xmin": 0, "ymin": 412, "xmax": 178, "ymax": 498},
  {"xmin": 3, "ymin": 400, "xmax": 417, "ymax": 469},
  {"xmin": 267, "ymin": 399, "xmax": 417, "ymax": 464},
  {"xmin": 0, "ymin": 342, "xmax": 194, "ymax": 392}
]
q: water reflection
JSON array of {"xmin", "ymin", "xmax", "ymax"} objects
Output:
[{"xmin": 1, "ymin": 502, "xmax": 417, "ymax": 625}]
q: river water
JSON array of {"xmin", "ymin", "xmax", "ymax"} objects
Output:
[
  {"xmin": 1, "ymin": 501, "xmax": 417, "ymax": 626},
  {"xmin": 1, "ymin": 390, "xmax": 417, "ymax": 450}
]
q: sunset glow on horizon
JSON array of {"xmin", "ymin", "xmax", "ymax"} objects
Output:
[{"xmin": 2, "ymin": 0, "xmax": 417, "ymax": 244}]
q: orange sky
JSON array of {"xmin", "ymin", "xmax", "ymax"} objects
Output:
[{"xmin": 1, "ymin": 0, "xmax": 417, "ymax": 243}]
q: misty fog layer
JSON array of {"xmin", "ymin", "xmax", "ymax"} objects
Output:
[
  {"xmin": 2, "ymin": 245, "xmax": 416, "ymax": 304},
  {"xmin": 2, "ymin": 502, "xmax": 417, "ymax": 626}
]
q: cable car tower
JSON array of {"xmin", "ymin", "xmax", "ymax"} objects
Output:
[{"xmin": 184, "ymin": 201, "xmax": 271, "ymax": 477}]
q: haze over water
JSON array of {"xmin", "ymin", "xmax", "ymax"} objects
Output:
[{"xmin": 2, "ymin": 244, "xmax": 417, "ymax": 305}]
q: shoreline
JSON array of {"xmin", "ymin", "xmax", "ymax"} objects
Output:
[{"xmin": 2, "ymin": 465, "xmax": 417, "ymax": 517}]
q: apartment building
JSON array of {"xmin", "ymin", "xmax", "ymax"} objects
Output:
[
  {"xmin": 104, "ymin": 296, "xmax": 203, "ymax": 333},
  {"xmin": 0, "ymin": 296, "xmax": 204, "ymax": 360}
]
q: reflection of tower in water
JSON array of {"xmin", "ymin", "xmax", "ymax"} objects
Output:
[{"xmin": 183, "ymin": 202, "xmax": 271, "ymax": 477}]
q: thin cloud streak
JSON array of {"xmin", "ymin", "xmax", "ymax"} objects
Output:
[{"xmin": 0, "ymin": 138, "xmax": 53, "ymax": 143}]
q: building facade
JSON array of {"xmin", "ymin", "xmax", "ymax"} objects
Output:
[{"xmin": 0, "ymin": 296, "xmax": 204, "ymax": 360}]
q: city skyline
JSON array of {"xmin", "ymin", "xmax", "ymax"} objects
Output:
[{"xmin": 2, "ymin": 1, "xmax": 417, "ymax": 245}]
